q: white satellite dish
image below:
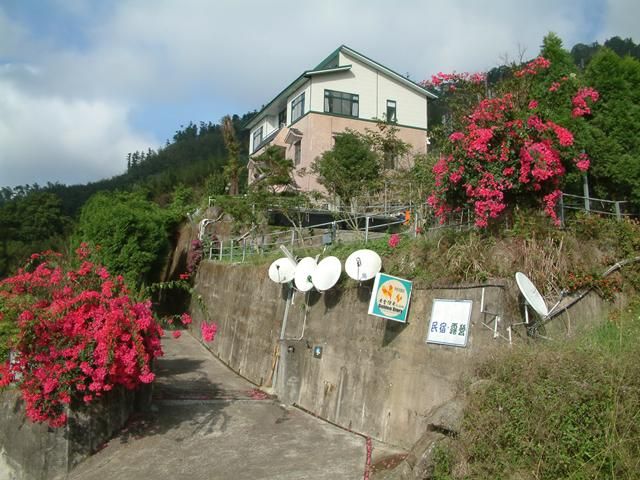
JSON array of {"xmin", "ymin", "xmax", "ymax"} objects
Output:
[
  {"xmin": 515, "ymin": 272, "xmax": 549, "ymax": 317},
  {"xmin": 312, "ymin": 256, "xmax": 342, "ymax": 291},
  {"xmin": 345, "ymin": 249, "xmax": 382, "ymax": 281},
  {"xmin": 268, "ymin": 257, "xmax": 296, "ymax": 284},
  {"xmin": 294, "ymin": 257, "xmax": 317, "ymax": 292}
]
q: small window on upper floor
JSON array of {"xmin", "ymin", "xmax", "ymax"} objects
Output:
[
  {"xmin": 294, "ymin": 141, "xmax": 301, "ymax": 166},
  {"xmin": 324, "ymin": 90, "xmax": 359, "ymax": 117},
  {"xmin": 252, "ymin": 126, "xmax": 263, "ymax": 153},
  {"xmin": 278, "ymin": 109, "xmax": 287, "ymax": 127},
  {"xmin": 291, "ymin": 92, "xmax": 305, "ymax": 123},
  {"xmin": 386, "ymin": 100, "xmax": 397, "ymax": 123}
]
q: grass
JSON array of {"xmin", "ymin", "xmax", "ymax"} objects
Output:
[{"xmin": 434, "ymin": 300, "xmax": 640, "ymax": 480}]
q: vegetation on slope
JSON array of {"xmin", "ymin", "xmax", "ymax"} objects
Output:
[{"xmin": 432, "ymin": 299, "xmax": 640, "ymax": 480}]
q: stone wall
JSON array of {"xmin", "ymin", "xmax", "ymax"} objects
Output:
[{"xmin": 192, "ymin": 261, "xmax": 619, "ymax": 449}]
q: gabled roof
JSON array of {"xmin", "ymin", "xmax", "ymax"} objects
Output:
[
  {"xmin": 245, "ymin": 45, "xmax": 437, "ymax": 130},
  {"xmin": 317, "ymin": 45, "xmax": 438, "ymax": 100}
]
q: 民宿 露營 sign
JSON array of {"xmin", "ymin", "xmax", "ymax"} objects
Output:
[
  {"xmin": 368, "ymin": 273, "xmax": 412, "ymax": 323},
  {"xmin": 426, "ymin": 299, "xmax": 472, "ymax": 347}
]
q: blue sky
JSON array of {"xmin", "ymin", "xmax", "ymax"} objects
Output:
[{"xmin": 0, "ymin": 0, "xmax": 637, "ymax": 188}]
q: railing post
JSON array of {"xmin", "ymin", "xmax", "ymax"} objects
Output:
[
  {"xmin": 230, "ymin": 239, "xmax": 234, "ymax": 262},
  {"xmin": 242, "ymin": 238, "xmax": 246, "ymax": 262},
  {"xmin": 291, "ymin": 229, "xmax": 295, "ymax": 246},
  {"xmin": 615, "ymin": 201, "xmax": 622, "ymax": 221},
  {"xmin": 209, "ymin": 245, "xmax": 213, "ymax": 260},
  {"xmin": 219, "ymin": 241, "xmax": 223, "ymax": 261},
  {"xmin": 583, "ymin": 173, "xmax": 590, "ymax": 213},
  {"xmin": 365, "ymin": 216, "xmax": 370, "ymax": 244},
  {"xmin": 559, "ymin": 194, "xmax": 565, "ymax": 228}
]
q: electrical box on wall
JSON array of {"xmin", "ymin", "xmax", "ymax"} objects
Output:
[{"xmin": 313, "ymin": 346, "xmax": 323, "ymax": 359}]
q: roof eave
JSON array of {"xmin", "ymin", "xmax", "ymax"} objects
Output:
[{"xmin": 340, "ymin": 45, "xmax": 438, "ymax": 99}]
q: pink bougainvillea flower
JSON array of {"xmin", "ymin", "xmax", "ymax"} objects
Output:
[
  {"xmin": 201, "ymin": 322, "xmax": 218, "ymax": 343},
  {"xmin": 181, "ymin": 313, "xmax": 192, "ymax": 325},
  {"xmin": 388, "ymin": 234, "xmax": 400, "ymax": 248},
  {"xmin": 172, "ymin": 330, "xmax": 182, "ymax": 339}
]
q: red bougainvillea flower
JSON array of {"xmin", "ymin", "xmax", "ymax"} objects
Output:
[
  {"xmin": 0, "ymin": 250, "xmax": 163, "ymax": 427},
  {"xmin": 388, "ymin": 234, "xmax": 400, "ymax": 248},
  {"xmin": 426, "ymin": 56, "xmax": 598, "ymax": 228},
  {"xmin": 172, "ymin": 330, "xmax": 182, "ymax": 339}
]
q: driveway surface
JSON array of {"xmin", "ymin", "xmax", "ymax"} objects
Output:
[{"xmin": 69, "ymin": 331, "xmax": 366, "ymax": 480}]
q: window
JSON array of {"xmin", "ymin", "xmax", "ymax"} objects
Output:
[
  {"xmin": 252, "ymin": 126, "xmax": 263, "ymax": 153},
  {"xmin": 294, "ymin": 141, "xmax": 301, "ymax": 166},
  {"xmin": 278, "ymin": 109, "xmax": 287, "ymax": 127},
  {"xmin": 324, "ymin": 89, "xmax": 359, "ymax": 117},
  {"xmin": 386, "ymin": 100, "xmax": 397, "ymax": 123},
  {"xmin": 291, "ymin": 92, "xmax": 305, "ymax": 123}
]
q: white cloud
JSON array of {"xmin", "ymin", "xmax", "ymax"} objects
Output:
[
  {"xmin": 0, "ymin": 78, "xmax": 153, "ymax": 187},
  {"xmin": 0, "ymin": 0, "xmax": 635, "ymax": 187},
  {"xmin": 601, "ymin": 0, "xmax": 640, "ymax": 40}
]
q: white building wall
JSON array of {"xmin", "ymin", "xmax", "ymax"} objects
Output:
[
  {"xmin": 307, "ymin": 51, "xmax": 428, "ymax": 129},
  {"xmin": 377, "ymin": 74, "xmax": 428, "ymax": 129},
  {"xmin": 287, "ymin": 81, "xmax": 311, "ymax": 126}
]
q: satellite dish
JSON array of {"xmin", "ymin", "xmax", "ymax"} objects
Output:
[
  {"xmin": 312, "ymin": 256, "xmax": 342, "ymax": 291},
  {"xmin": 515, "ymin": 272, "xmax": 549, "ymax": 317},
  {"xmin": 345, "ymin": 249, "xmax": 382, "ymax": 281},
  {"xmin": 268, "ymin": 257, "xmax": 296, "ymax": 284},
  {"xmin": 294, "ymin": 257, "xmax": 317, "ymax": 292}
]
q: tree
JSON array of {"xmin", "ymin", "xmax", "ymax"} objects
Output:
[
  {"xmin": 222, "ymin": 115, "xmax": 244, "ymax": 195},
  {"xmin": 311, "ymin": 130, "xmax": 381, "ymax": 209},
  {"xmin": 361, "ymin": 121, "xmax": 411, "ymax": 170},
  {"xmin": 0, "ymin": 192, "xmax": 70, "ymax": 277},
  {"xmin": 428, "ymin": 54, "xmax": 599, "ymax": 227},
  {"xmin": 75, "ymin": 191, "xmax": 169, "ymax": 286},
  {"xmin": 250, "ymin": 145, "xmax": 295, "ymax": 193},
  {"xmin": 583, "ymin": 48, "xmax": 640, "ymax": 205}
]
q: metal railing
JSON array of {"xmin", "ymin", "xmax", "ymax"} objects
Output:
[
  {"xmin": 559, "ymin": 193, "xmax": 631, "ymax": 225},
  {"xmin": 202, "ymin": 202, "xmax": 473, "ymax": 263},
  {"xmin": 200, "ymin": 192, "xmax": 634, "ymax": 263}
]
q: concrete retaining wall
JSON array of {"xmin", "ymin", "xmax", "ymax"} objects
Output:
[
  {"xmin": 0, "ymin": 386, "xmax": 146, "ymax": 480},
  {"xmin": 192, "ymin": 262, "xmax": 619, "ymax": 448}
]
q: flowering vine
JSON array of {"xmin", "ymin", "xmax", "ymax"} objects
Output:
[
  {"xmin": 427, "ymin": 56, "xmax": 599, "ymax": 227},
  {"xmin": 0, "ymin": 247, "xmax": 163, "ymax": 427}
]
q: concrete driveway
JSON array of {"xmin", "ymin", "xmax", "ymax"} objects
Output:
[{"xmin": 69, "ymin": 332, "xmax": 366, "ymax": 480}]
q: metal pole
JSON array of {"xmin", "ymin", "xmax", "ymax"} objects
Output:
[
  {"xmin": 230, "ymin": 239, "xmax": 234, "ymax": 262},
  {"xmin": 291, "ymin": 229, "xmax": 295, "ymax": 246},
  {"xmin": 384, "ymin": 181, "xmax": 387, "ymax": 214},
  {"xmin": 219, "ymin": 240, "xmax": 223, "ymax": 261},
  {"xmin": 365, "ymin": 216, "xmax": 370, "ymax": 243},
  {"xmin": 559, "ymin": 194, "xmax": 565, "ymax": 227},
  {"xmin": 583, "ymin": 173, "xmax": 590, "ymax": 213},
  {"xmin": 242, "ymin": 238, "xmax": 246, "ymax": 262}
]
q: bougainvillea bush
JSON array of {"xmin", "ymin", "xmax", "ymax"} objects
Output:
[
  {"xmin": 425, "ymin": 57, "xmax": 599, "ymax": 227},
  {"xmin": 0, "ymin": 246, "xmax": 163, "ymax": 427}
]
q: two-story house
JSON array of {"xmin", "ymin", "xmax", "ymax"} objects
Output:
[{"xmin": 246, "ymin": 45, "xmax": 436, "ymax": 192}]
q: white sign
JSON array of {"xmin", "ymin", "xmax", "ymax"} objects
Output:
[{"xmin": 426, "ymin": 299, "xmax": 473, "ymax": 347}]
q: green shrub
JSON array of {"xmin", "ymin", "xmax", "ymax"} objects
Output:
[{"xmin": 452, "ymin": 303, "xmax": 640, "ymax": 479}]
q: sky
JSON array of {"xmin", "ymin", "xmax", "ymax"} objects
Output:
[{"xmin": 1, "ymin": 0, "xmax": 638, "ymax": 188}]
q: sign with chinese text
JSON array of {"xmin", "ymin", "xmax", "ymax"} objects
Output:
[
  {"xmin": 368, "ymin": 273, "xmax": 413, "ymax": 323},
  {"xmin": 426, "ymin": 299, "xmax": 472, "ymax": 347}
]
